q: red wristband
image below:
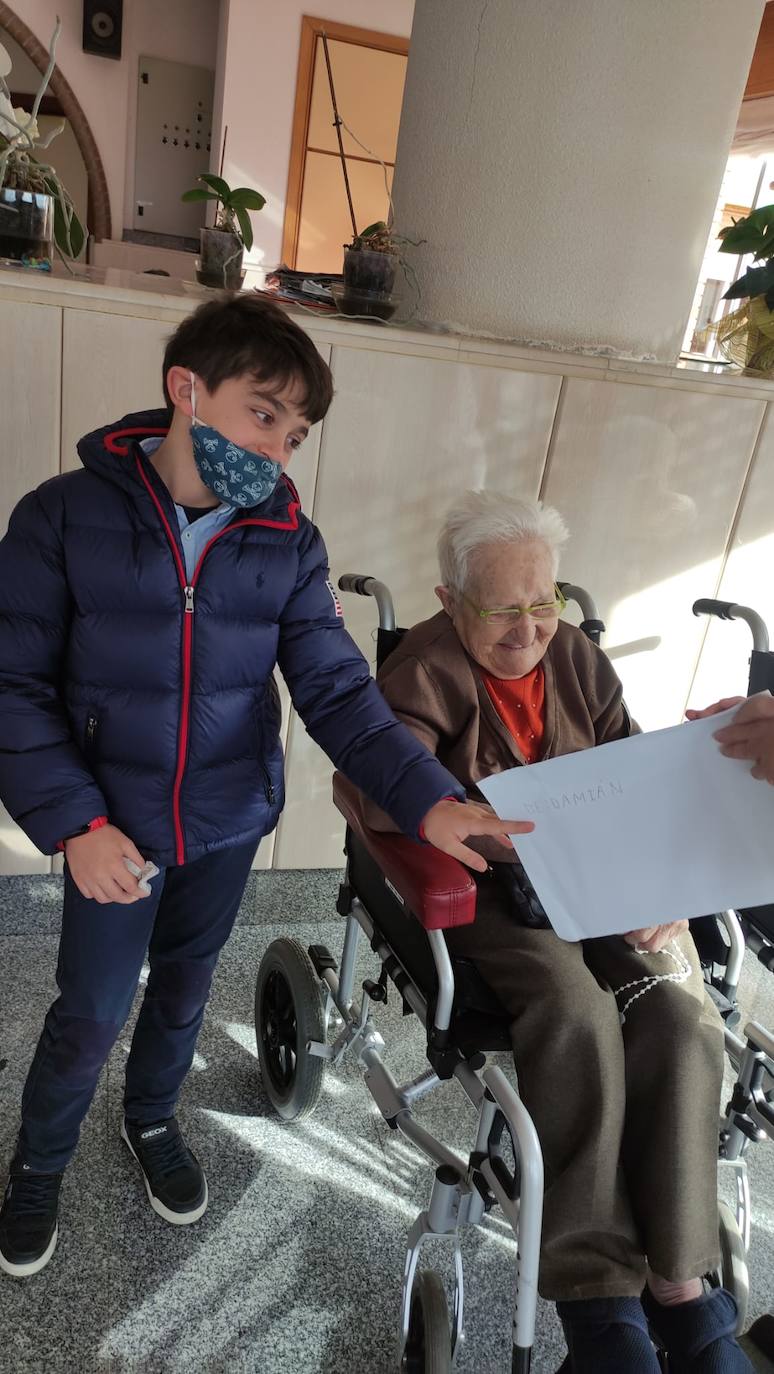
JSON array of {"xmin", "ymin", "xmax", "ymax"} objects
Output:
[{"xmin": 57, "ymin": 815, "xmax": 109, "ymax": 852}]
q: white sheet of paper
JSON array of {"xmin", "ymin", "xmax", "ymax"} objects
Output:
[{"xmin": 478, "ymin": 706, "xmax": 774, "ymax": 942}]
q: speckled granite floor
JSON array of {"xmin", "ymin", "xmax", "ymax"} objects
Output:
[{"xmin": 1, "ymin": 871, "xmax": 772, "ymax": 1373}]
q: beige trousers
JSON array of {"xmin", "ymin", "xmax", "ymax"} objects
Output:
[{"xmin": 445, "ymin": 894, "xmax": 725, "ymax": 1300}]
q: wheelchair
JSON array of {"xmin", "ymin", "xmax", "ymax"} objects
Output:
[
  {"xmin": 254, "ymin": 579, "xmax": 774, "ymax": 1373},
  {"xmin": 690, "ymin": 598, "xmax": 774, "ymax": 1361}
]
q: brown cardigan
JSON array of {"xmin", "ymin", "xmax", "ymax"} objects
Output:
[{"xmin": 360, "ymin": 611, "xmax": 635, "ymax": 848}]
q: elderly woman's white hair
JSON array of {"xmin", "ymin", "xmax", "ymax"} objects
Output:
[{"xmin": 438, "ymin": 490, "xmax": 569, "ymax": 593}]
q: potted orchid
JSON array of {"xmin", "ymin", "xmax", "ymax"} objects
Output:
[
  {"xmin": 182, "ymin": 173, "xmax": 265, "ymax": 289},
  {"xmin": 0, "ymin": 17, "xmax": 85, "ymax": 269},
  {"xmin": 340, "ymin": 220, "xmax": 400, "ymax": 318}
]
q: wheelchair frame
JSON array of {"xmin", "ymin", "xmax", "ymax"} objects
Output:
[
  {"xmin": 255, "ymin": 581, "xmax": 774, "ymax": 1373},
  {"xmin": 307, "ymin": 885, "xmax": 544, "ymax": 1372},
  {"xmin": 692, "ymin": 599, "xmax": 774, "ymax": 1288}
]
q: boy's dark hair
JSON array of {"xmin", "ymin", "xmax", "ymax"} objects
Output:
[{"xmin": 162, "ymin": 293, "xmax": 334, "ymax": 422}]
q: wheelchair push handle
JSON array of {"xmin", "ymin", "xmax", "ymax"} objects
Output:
[
  {"xmin": 557, "ymin": 582, "xmax": 606, "ymax": 646},
  {"xmin": 340, "ymin": 574, "xmax": 608, "ymax": 644},
  {"xmin": 692, "ymin": 599, "xmax": 770, "ymax": 654},
  {"xmin": 338, "ymin": 574, "xmax": 396, "ymax": 631}
]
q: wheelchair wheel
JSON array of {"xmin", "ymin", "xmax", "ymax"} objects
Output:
[
  {"xmin": 712, "ymin": 1199, "xmax": 749, "ymax": 1335},
  {"xmin": 402, "ymin": 1270, "xmax": 452, "ymax": 1374},
  {"xmin": 255, "ymin": 937, "xmax": 325, "ymax": 1122}
]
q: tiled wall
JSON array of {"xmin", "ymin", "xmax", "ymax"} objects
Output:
[
  {"xmin": 273, "ymin": 348, "xmax": 769, "ymax": 867},
  {"xmin": 1, "ymin": 292, "xmax": 771, "ymax": 871}
]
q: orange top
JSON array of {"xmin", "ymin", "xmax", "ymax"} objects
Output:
[{"xmin": 481, "ymin": 665, "xmax": 545, "ymax": 764}]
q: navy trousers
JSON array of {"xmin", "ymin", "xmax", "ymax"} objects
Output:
[{"xmin": 17, "ymin": 840, "xmax": 257, "ymax": 1172}]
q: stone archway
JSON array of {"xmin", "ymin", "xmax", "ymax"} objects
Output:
[{"xmin": 0, "ymin": 2, "xmax": 111, "ymax": 241}]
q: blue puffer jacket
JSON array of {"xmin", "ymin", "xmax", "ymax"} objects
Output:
[{"xmin": 0, "ymin": 409, "xmax": 463, "ymax": 866}]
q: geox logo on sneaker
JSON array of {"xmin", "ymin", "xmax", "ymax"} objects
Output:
[{"xmin": 140, "ymin": 1127, "xmax": 167, "ymax": 1140}]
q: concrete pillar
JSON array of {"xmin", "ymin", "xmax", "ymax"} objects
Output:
[{"xmin": 391, "ymin": 0, "xmax": 765, "ymax": 360}]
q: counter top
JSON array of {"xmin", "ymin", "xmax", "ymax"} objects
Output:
[{"xmin": 1, "ymin": 259, "xmax": 772, "ymax": 400}]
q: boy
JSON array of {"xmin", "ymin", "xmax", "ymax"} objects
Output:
[{"xmin": 0, "ymin": 294, "xmax": 525, "ymax": 1277}]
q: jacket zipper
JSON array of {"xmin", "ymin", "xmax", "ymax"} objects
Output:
[
  {"xmin": 261, "ymin": 762, "xmax": 276, "ymax": 806},
  {"xmin": 170, "ymin": 583, "xmax": 196, "ymax": 863},
  {"xmin": 136, "ymin": 457, "xmax": 294, "ymax": 864}
]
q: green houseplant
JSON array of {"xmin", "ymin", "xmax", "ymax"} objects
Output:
[
  {"xmin": 0, "ymin": 19, "xmax": 85, "ymax": 268},
  {"xmin": 713, "ymin": 204, "xmax": 774, "ymax": 375},
  {"xmin": 182, "ymin": 173, "xmax": 265, "ymax": 289},
  {"xmin": 340, "ymin": 220, "xmax": 400, "ymax": 319},
  {"xmin": 345, "ymin": 220, "xmax": 398, "ymax": 283}
]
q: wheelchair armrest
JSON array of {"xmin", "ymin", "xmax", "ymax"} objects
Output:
[{"xmin": 332, "ymin": 772, "xmax": 477, "ymax": 931}]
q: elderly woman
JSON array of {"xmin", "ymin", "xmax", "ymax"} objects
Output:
[{"xmin": 363, "ymin": 491, "xmax": 751, "ymax": 1374}]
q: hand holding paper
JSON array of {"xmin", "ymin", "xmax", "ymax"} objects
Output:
[
  {"xmin": 478, "ymin": 705, "xmax": 774, "ymax": 942},
  {"xmin": 712, "ymin": 693, "xmax": 774, "ymax": 784}
]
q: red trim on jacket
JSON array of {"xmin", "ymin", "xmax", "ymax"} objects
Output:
[
  {"xmin": 56, "ymin": 814, "xmax": 108, "ymax": 851},
  {"xmin": 134, "ymin": 455, "xmax": 301, "ymax": 863},
  {"xmin": 104, "ymin": 427, "xmax": 168, "ymax": 455}
]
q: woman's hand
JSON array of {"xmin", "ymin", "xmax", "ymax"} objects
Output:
[
  {"xmin": 712, "ymin": 693, "xmax": 774, "ymax": 784},
  {"xmin": 421, "ymin": 798, "xmax": 534, "ymax": 872},
  {"xmin": 624, "ymin": 921, "xmax": 688, "ymax": 954},
  {"xmin": 685, "ymin": 696, "xmax": 745, "ymax": 721}
]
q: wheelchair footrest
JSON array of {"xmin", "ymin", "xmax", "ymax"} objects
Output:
[{"xmin": 308, "ymin": 944, "xmax": 338, "ymax": 977}]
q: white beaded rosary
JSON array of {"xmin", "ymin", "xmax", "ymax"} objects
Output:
[{"xmin": 614, "ymin": 940, "xmax": 692, "ymax": 1026}]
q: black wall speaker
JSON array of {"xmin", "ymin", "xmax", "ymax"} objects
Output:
[{"xmin": 82, "ymin": 0, "xmax": 123, "ymax": 60}]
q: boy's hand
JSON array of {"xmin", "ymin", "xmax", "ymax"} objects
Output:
[
  {"xmin": 624, "ymin": 920, "xmax": 688, "ymax": 954},
  {"xmin": 64, "ymin": 824, "xmax": 149, "ymax": 904},
  {"xmin": 712, "ymin": 693, "xmax": 774, "ymax": 784},
  {"xmin": 421, "ymin": 798, "xmax": 534, "ymax": 872}
]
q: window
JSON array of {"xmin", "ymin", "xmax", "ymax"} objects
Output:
[{"xmin": 282, "ymin": 17, "xmax": 408, "ymax": 272}]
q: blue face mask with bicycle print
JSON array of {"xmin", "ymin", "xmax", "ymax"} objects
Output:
[{"xmin": 189, "ymin": 372, "xmax": 282, "ymax": 508}]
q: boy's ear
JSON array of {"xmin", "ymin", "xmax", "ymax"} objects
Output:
[{"xmin": 166, "ymin": 366, "xmax": 195, "ymax": 415}]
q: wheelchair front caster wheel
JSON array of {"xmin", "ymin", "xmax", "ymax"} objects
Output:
[
  {"xmin": 402, "ymin": 1270, "xmax": 452, "ymax": 1374},
  {"xmin": 255, "ymin": 937, "xmax": 325, "ymax": 1122},
  {"xmin": 711, "ymin": 1199, "xmax": 749, "ymax": 1334}
]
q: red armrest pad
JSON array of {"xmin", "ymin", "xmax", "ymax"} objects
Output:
[{"xmin": 332, "ymin": 772, "xmax": 477, "ymax": 930}]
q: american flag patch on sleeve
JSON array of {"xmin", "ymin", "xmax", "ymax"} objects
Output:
[{"xmin": 325, "ymin": 579, "xmax": 344, "ymax": 617}]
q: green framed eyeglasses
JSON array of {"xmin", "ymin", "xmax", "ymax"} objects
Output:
[{"xmin": 462, "ymin": 585, "xmax": 567, "ymax": 625}]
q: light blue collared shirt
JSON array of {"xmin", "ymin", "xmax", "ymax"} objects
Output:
[{"xmin": 141, "ymin": 436, "xmax": 235, "ymax": 581}]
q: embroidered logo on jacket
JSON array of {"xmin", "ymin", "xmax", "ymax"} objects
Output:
[{"xmin": 325, "ymin": 580, "xmax": 344, "ymax": 617}]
